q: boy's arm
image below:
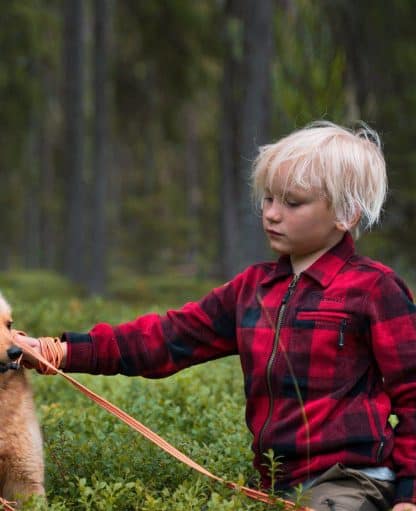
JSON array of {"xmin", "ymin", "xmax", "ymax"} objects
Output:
[
  {"xmin": 367, "ymin": 272, "xmax": 416, "ymax": 505},
  {"xmin": 64, "ymin": 275, "xmax": 243, "ymax": 377}
]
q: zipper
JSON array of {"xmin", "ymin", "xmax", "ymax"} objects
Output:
[
  {"xmin": 376, "ymin": 438, "xmax": 385, "ymax": 463},
  {"xmin": 338, "ymin": 318, "xmax": 347, "ymax": 348},
  {"xmin": 258, "ymin": 274, "xmax": 300, "ymax": 456}
]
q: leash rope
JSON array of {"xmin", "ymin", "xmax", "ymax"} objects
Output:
[
  {"xmin": 37, "ymin": 336, "xmax": 65, "ymax": 374},
  {"xmin": 12, "ymin": 333, "xmax": 313, "ymax": 510},
  {"xmin": 0, "ymin": 497, "xmax": 16, "ymax": 511}
]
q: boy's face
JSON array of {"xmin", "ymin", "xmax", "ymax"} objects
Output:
[{"xmin": 262, "ymin": 169, "xmax": 345, "ymax": 273}]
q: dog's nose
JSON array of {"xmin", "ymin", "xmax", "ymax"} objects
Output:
[{"xmin": 7, "ymin": 346, "xmax": 23, "ymax": 360}]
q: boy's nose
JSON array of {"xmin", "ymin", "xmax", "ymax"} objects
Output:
[
  {"xmin": 7, "ymin": 346, "xmax": 23, "ymax": 360},
  {"xmin": 264, "ymin": 199, "xmax": 283, "ymax": 221}
]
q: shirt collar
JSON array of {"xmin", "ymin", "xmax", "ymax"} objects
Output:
[{"xmin": 260, "ymin": 233, "xmax": 355, "ymax": 288}]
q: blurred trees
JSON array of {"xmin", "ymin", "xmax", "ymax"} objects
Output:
[
  {"xmin": 0, "ymin": 2, "xmax": 60, "ymax": 269},
  {"xmin": 322, "ymin": 0, "xmax": 416, "ymax": 275},
  {"xmin": 90, "ymin": 0, "xmax": 112, "ymax": 294},
  {"xmin": 1, "ymin": 0, "xmax": 416, "ymax": 293},
  {"xmin": 63, "ymin": 0, "xmax": 87, "ymax": 284}
]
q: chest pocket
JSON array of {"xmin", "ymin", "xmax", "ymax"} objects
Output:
[
  {"xmin": 294, "ymin": 309, "xmax": 357, "ymax": 349},
  {"xmin": 292, "ymin": 309, "xmax": 368, "ymax": 397}
]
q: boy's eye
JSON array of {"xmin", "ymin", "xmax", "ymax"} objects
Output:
[
  {"xmin": 285, "ymin": 199, "xmax": 301, "ymax": 207},
  {"xmin": 262, "ymin": 196, "xmax": 273, "ymax": 205},
  {"xmin": 6, "ymin": 321, "xmax": 12, "ymax": 330}
]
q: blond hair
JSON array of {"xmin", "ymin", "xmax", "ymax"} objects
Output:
[{"xmin": 252, "ymin": 121, "xmax": 387, "ymax": 238}]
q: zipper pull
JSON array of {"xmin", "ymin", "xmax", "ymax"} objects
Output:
[
  {"xmin": 324, "ymin": 499, "xmax": 336, "ymax": 511},
  {"xmin": 338, "ymin": 318, "xmax": 347, "ymax": 348},
  {"xmin": 282, "ymin": 275, "xmax": 300, "ymax": 305},
  {"xmin": 376, "ymin": 439, "xmax": 385, "ymax": 462}
]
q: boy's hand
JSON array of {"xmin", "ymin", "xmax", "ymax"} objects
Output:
[
  {"xmin": 12, "ymin": 331, "xmax": 68, "ymax": 370},
  {"xmin": 392, "ymin": 504, "xmax": 416, "ymax": 511},
  {"xmin": 12, "ymin": 331, "xmax": 42, "ymax": 368}
]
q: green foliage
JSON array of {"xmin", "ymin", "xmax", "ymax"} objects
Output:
[
  {"xmin": 0, "ymin": 270, "xmax": 82, "ymax": 301},
  {"xmin": 272, "ymin": 0, "xmax": 347, "ymax": 132},
  {"xmin": 0, "ymin": 0, "xmax": 58, "ymax": 148},
  {"xmin": 114, "ymin": 0, "xmax": 219, "ymax": 138},
  {"xmin": 108, "ymin": 268, "xmax": 220, "ymax": 307},
  {"xmin": 0, "ymin": 269, "xmax": 220, "ymax": 335},
  {"xmin": 31, "ymin": 354, "xmax": 270, "ymax": 509},
  {"xmin": 0, "ymin": 0, "xmax": 61, "ymax": 255},
  {"xmin": 262, "ymin": 449, "xmax": 284, "ymax": 496}
]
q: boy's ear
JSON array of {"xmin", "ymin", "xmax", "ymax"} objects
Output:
[
  {"xmin": 334, "ymin": 221, "xmax": 348, "ymax": 232},
  {"xmin": 335, "ymin": 209, "xmax": 361, "ymax": 232}
]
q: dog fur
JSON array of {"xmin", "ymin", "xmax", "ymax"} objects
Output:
[{"xmin": 0, "ymin": 293, "xmax": 44, "ymax": 505}]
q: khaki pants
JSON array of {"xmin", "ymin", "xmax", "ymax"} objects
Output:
[{"xmin": 296, "ymin": 464, "xmax": 395, "ymax": 511}]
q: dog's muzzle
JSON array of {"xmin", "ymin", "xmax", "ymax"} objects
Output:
[
  {"xmin": 0, "ymin": 346, "xmax": 23, "ymax": 372},
  {"xmin": 7, "ymin": 346, "xmax": 23, "ymax": 360}
]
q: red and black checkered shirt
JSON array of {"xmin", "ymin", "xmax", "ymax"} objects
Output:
[{"xmin": 64, "ymin": 233, "xmax": 416, "ymax": 504}]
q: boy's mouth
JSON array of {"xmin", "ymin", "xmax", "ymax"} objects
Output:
[{"xmin": 266, "ymin": 229, "xmax": 284, "ymax": 237}]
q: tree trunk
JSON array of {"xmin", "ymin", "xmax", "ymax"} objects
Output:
[
  {"xmin": 219, "ymin": 0, "xmax": 244, "ymax": 279},
  {"xmin": 184, "ymin": 104, "xmax": 201, "ymax": 272},
  {"xmin": 38, "ymin": 111, "xmax": 57, "ymax": 269},
  {"xmin": 23, "ymin": 115, "xmax": 41, "ymax": 268},
  {"xmin": 238, "ymin": 0, "xmax": 274, "ymax": 271},
  {"xmin": 88, "ymin": 0, "xmax": 112, "ymax": 295},
  {"xmin": 63, "ymin": 0, "xmax": 87, "ymax": 284}
]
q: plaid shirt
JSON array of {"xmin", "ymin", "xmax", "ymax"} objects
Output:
[{"xmin": 64, "ymin": 233, "xmax": 416, "ymax": 504}]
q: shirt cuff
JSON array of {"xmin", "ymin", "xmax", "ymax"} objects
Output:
[
  {"xmin": 62, "ymin": 323, "xmax": 123, "ymax": 375},
  {"xmin": 61, "ymin": 332, "xmax": 95, "ymax": 373}
]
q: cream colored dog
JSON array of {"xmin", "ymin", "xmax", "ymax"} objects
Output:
[{"xmin": 0, "ymin": 293, "xmax": 44, "ymax": 505}]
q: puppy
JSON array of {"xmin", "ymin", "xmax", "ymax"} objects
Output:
[{"xmin": 0, "ymin": 293, "xmax": 44, "ymax": 505}]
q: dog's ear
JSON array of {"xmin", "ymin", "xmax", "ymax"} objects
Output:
[{"xmin": 0, "ymin": 291, "xmax": 11, "ymax": 317}]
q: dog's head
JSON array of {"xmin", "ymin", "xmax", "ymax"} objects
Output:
[{"xmin": 0, "ymin": 293, "xmax": 22, "ymax": 372}]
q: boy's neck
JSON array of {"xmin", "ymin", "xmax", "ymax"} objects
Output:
[{"xmin": 290, "ymin": 233, "xmax": 345, "ymax": 275}]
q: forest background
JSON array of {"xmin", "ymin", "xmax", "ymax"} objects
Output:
[{"xmin": 1, "ymin": 0, "xmax": 416, "ymax": 295}]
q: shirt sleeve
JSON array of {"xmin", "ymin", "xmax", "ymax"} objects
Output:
[
  {"xmin": 64, "ymin": 274, "xmax": 244, "ymax": 377},
  {"xmin": 366, "ymin": 272, "xmax": 416, "ymax": 504}
]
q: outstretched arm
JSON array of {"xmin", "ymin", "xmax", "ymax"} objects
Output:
[{"xmin": 13, "ymin": 270, "xmax": 248, "ymax": 376}]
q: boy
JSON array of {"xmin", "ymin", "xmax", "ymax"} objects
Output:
[{"xmin": 17, "ymin": 122, "xmax": 416, "ymax": 510}]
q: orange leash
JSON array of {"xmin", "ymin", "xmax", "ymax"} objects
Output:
[
  {"xmin": 12, "ymin": 334, "xmax": 313, "ymax": 510},
  {"xmin": 0, "ymin": 497, "xmax": 16, "ymax": 511}
]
